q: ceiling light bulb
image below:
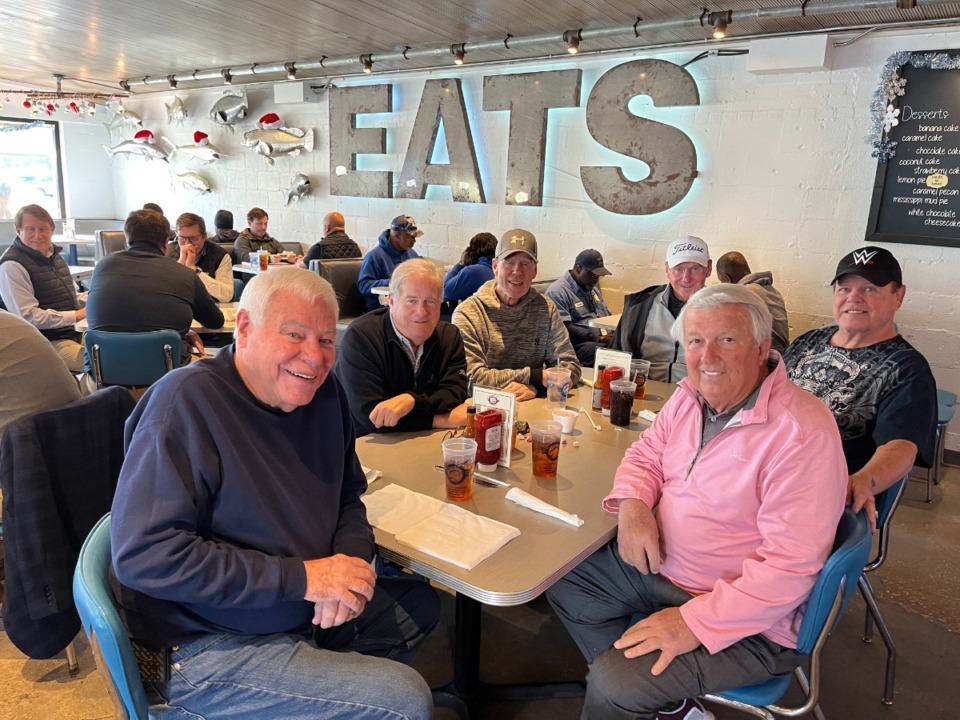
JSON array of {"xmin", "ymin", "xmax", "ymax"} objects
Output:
[
  {"xmin": 285, "ymin": 62, "xmax": 297, "ymax": 81},
  {"xmin": 361, "ymin": 55, "xmax": 373, "ymax": 74},
  {"xmin": 221, "ymin": 69, "xmax": 233, "ymax": 85},
  {"xmin": 451, "ymin": 44, "xmax": 466, "ymax": 65},
  {"xmin": 563, "ymin": 30, "xmax": 581, "ymax": 55},
  {"xmin": 712, "ymin": 19, "xmax": 727, "ymax": 38}
]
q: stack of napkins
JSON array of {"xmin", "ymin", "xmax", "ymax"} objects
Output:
[
  {"xmin": 363, "ymin": 484, "xmax": 520, "ymax": 570},
  {"xmin": 504, "ymin": 487, "xmax": 584, "ymax": 527}
]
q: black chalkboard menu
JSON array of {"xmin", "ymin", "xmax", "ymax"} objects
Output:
[{"xmin": 865, "ymin": 58, "xmax": 960, "ymax": 250}]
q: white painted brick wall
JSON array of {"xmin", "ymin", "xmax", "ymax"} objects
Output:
[{"xmin": 85, "ymin": 30, "xmax": 960, "ymax": 452}]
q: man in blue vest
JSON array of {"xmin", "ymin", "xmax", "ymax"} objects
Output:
[{"xmin": 0, "ymin": 204, "xmax": 86, "ymax": 372}]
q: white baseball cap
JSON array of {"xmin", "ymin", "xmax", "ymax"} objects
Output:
[{"xmin": 666, "ymin": 236, "xmax": 710, "ymax": 268}]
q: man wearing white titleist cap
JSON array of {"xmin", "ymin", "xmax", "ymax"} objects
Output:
[{"xmin": 611, "ymin": 236, "xmax": 712, "ymax": 382}]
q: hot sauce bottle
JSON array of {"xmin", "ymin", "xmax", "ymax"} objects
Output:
[{"xmin": 592, "ymin": 364, "xmax": 607, "ymax": 410}]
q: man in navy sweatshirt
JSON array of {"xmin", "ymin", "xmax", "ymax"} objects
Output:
[{"xmin": 110, "ymin": 267, "xmax": 438, "ymax": 720}]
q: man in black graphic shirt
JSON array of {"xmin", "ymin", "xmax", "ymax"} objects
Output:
[{"xmin": 783, "ymin": 246, "xmax": 936, "ymax": 526}]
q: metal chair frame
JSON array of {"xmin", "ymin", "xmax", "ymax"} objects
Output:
[
  {"xmin": 84, "ymin": 329, "xmax": 181, "ymax": 390},
  {"xmin": 702, "ymin": 509, "xmax": 872, "ymax": 720}
]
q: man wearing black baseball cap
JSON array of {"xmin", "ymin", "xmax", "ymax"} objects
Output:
[
  {"xmin": 545, "ymin": 249, "xmax": 614, "ymax": 365},
  {"xmin": 783, "ymin": 246, "xmax": 937, "ymax": 525},
  {"xmin": 358, "ymin": 214, "xmax": 422, "ymax": 311}
]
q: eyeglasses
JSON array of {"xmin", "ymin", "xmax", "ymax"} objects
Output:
[
  {"xmin": 177, "ymin": 235, "xmax": 203, "ymax": 244},
  {"xmin": 442, "ymin": 427, "xmax": 468, "ymax": 443}
]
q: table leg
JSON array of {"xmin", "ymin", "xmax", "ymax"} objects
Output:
[{"xmin": 453, "ymin": 594, "xmax": 482, "ymax": 698}]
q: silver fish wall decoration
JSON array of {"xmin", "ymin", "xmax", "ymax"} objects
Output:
[
  {"xmin": 171, "ymin": 169, "xmax": 212, "ymax": 193},
  {"xmin": 284, "ymin": 174, "xmax": 312, "ymax": 205},
  {"xmin": 210, "ymin": 90, "xmax": 248, "ymax": 132},
  {"xmin": 104, "ymin": 107, "xmax": 143, "ymax": 139},
  {"xmin": 165, "ymin": 96, "xmax": 188, "ymax": 126},
  {"xmin": 161, "ymin": 138, "xmax": 227, "ymax": 164},
  {"xmin": 241, "ymin": 126, "xmax": 314, "ymax": 165},
  {"xmin": 102, "ymin": 139, "xmax": 169, "ymax": 162}
]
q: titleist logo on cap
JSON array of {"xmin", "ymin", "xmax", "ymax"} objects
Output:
[{"xmin": 670, "ymin": 242, "xmax": 703, "ymax": 256}]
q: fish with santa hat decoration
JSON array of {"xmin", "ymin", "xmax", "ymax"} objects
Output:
[
  {"xmin": 103, "ymin": 129, "xmax": 170, "ymax": 161},
  {"xmin": 242, "ymin": 113, "xmax": 314, "ymax": 165},
  {"xmin": 162, "ymin": 131, "xmax": 227, "ymax": 164}
]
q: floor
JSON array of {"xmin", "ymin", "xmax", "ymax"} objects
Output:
[{"xmin": 1, "ymin": 466, "xmax": 956, "ymax": 720}]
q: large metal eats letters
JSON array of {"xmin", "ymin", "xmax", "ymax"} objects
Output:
[
  {"xmin": 483, "ymin": 70, "xmax": 581, "ymax": 206},
  {"xmin": 328, "ymin": 59, "xmax": 699, "ymax": 215},
  {"xmin": 582, "ymin": 59, "xmax": 700, "ymax": 215},
  {"xmin": 328, "ymin": 84, "xmax": 392, "ymax": 199},
  {"xmin": 396, "ymin": 78, "xmax": 485, "ymax": 203}
]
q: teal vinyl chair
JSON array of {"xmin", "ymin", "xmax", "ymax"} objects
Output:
[
  {"xmin": 73, "ymin": 513, "xmax": 153, "ymax": 719},
  {"xmin": 859, "ymin": 475, "xmax": 908, "ymax": 705},
  {"xmin": 701, "ymin": 508, "xmax": 872, "ymax": 720},
  {"xmin": 84, "ymin": 329, "xmax": 182, "ymax": 390},
  {"xmin": 232, "ymin": 277, "xmax": 244, "ymax": 302}
]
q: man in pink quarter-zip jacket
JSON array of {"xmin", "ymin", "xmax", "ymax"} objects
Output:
[{"xmin": 547, "ymin": 284, "xmax": 847, "ymax": 720}]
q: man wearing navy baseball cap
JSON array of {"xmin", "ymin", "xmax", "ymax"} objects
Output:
[
  {"xmin": 358, "ymin": 214, "xmax": 422, "ymax": 311},
  {"xmin": 545, "ymin": 249, "xmax": 614, "ymax": 365},
  {"xmin": 783, "ymin": 246, "xmax": 937, "ymax": 525}
]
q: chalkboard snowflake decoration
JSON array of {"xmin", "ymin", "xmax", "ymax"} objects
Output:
[
  {"xmin": 869, "ymin": 51, "xmax": 960, "ymax": 161},
  {"xmin": 871, "ymin": 135, "xmax": 898, "ymax": 162}
]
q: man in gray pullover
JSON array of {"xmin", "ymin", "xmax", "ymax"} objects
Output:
[{"xmin": 453, "ymin": 229, "xmax": 581, "ymax": 401}]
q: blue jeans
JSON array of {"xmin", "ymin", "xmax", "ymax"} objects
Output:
[{"xmin": 150, "ymin": 576, "xmax": 439, "ymax": 719}]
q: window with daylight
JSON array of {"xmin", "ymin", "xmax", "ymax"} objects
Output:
[{"xmin": 0, "ymin": 118, "xmax": 63, "ymax": 220}]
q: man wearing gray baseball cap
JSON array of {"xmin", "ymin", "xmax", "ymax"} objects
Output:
[{"xmin": 453, "ymin": 229, "xmax": 580, "ymax": 401}]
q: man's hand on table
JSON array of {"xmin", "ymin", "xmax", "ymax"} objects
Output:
[
  {"xmin": 304, "ymin": 555, "xmax": 376, "ymax": 629},
  {"xmin": 185, "ymin": 329, "xmax": 205, "ymax": 356},
  {"xmin": 614, "ymin": 606, "xmax": 701, "ymax": 673},
  {"xmin": 617, "ymin": 498, "xmax": 662, "ymax": 574},
  {"xmin": 503, "ymin": 381, "xmax": 537, "ymax": 402},
  {"xmin": 369, "ymin": 393, "xmax": 416, "ymax": 428},
  {"xmin": 434, "ymin": 400, "xmax": 472, "ymax": 429}
]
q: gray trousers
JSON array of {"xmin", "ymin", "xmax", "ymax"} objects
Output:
[{"xmin": 546, "ymin": 540, "xmax": 805, "ymax": 720}]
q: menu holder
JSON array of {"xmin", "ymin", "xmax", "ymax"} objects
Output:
[
  {"xmin": 472, "ymin": 385, "xmax": 516, "ymax": 469},
  {"xmin": 593, "ymin": 348, "xmax": 632, "ymax": 382}
]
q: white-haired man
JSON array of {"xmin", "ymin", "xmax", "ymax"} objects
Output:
[
  {"xmin": 111, "ymin": 267, "xmax": 438, "ymax": 719},
  {"xmin": 548, "ymin": 284, "xmax": 846, "ymax": 720}
]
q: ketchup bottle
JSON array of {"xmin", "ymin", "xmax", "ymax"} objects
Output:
[
  {"xmin": 600, "ymin": 366, "xmax": 624, "ymax": 417},
  {"xmin": 474, "ymin": 408, "xmax": 503, "ymax": 471}
]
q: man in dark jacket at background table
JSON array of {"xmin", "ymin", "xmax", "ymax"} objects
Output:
[{"xmin": 336, "ymin": 258, "xmax": 470, "ymax": 435}]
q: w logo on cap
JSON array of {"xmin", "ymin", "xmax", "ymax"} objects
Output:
[{"xmin": 851, "ymin": 249, "xmax": 878, "ymax": 265}]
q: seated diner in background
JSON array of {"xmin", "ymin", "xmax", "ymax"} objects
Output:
[
  {"xmin": 0, "ymin": 204, "xmax": 87, "ymax": 373},
  {"xmin": 335, "ymin": 258, "xmax": 470, "ymax": 436},
  {"xmin": 358, "ymin": 214, "xmax": 422, "ymax": 311},
  {"xmin": 234, "ymin": 207, "xmax": 299, "ymax": 264},
  {"xmin": 544, "ymin": 248, "xmax": 614, "ymax": 366},
  {"xmin": 611, "ymin": 236, "xmax": 712, "ymax": 383},
  {"xmin": 166, "ymin": 212, "xmax": 234, "ymax": 302},
  {"xmin": 452, "ymin": 228, "xmax": 581, "ymax": 401},
  {"xmin": 443, "ymin": 232, "xmax": 497, "ymax": 305},
  {"xmin": 110, "ymin": 267, "xmax": 438, "ymax": 720},
  {"xmin": 84, "ymin": 208, "xmax": 224, "ymax": 368},
  {"xmin": 547, "ymin": 284, "xmax": 847, "ymax": 720}
]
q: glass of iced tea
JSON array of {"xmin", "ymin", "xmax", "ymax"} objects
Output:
[
  {"xmin": 442, "ymin": 438, "xmax": 477, "ymax": 501},
  {"xmin": 530, "ymin": 420, "xmax": 562, "ymax": 479},
  {"xmin": 630, "ymin": 359, "xmax": 651, "ymax": 401}
]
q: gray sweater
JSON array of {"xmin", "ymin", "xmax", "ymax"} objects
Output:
[{"xmin": 452, "ymin": 280, "xmax": 581, "ymax": 391}]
